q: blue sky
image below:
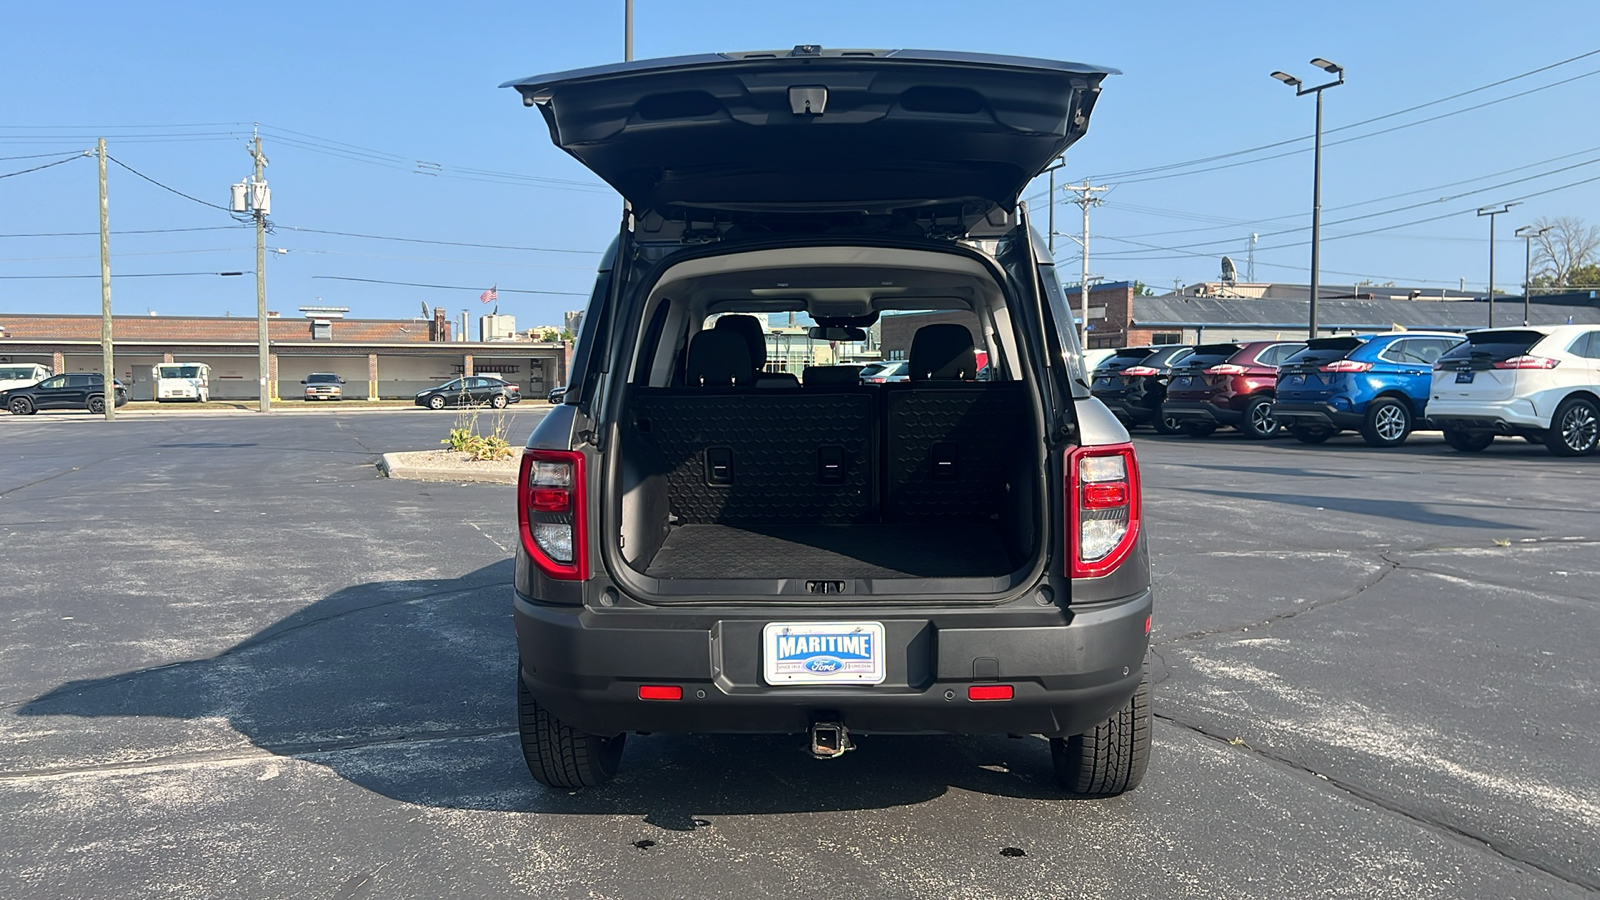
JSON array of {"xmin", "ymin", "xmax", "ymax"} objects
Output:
[{"xmin": 4, "ymin": 1, "xmax": 1598, "ymax": 325}]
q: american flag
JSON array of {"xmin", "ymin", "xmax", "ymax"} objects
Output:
[{"xmin": 479, "ymin": 285, "xmax": 497, "ymax": 304}]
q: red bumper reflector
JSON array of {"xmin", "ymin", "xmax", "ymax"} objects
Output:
[
  {"xmin": 638, "ymin": 685, "xmax": 682, "ymax": 701},
  {"xmin": 967, "ymin": 685, "xmax": 1014, "ymax": 701},
  {"xmin": 1145, "ymin": 615, "xmax": 1152, "ymax": 635}
]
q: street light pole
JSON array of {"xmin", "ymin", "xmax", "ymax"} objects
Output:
[
  {"xmin": 1515, "ymin": 224, "xmax": 1551, "ymax": 326},
  {"xmin": 624, "ymin": 0, "xmax": 633, "ymax": 61},
  {"xmin": 1477, "ymin": 203, "xmax": 1519, "ymax": 328},
  {"xmin": 1272, "ymin": 59, "xmax": 1344, "ymax": 340}
]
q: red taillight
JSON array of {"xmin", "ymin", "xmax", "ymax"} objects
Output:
[
  {"xmin": 968, "ymin": 685, "xmax": 1014, "ymax": 701},
  {"xmin": 638, "ymin": 685, "xmax": 682, "ymax": 701},
  {"xmin": 517, "ymin": 449, "xmax": 588, "ymax": 581},
  {"xmin": 1491, "ymin": 355, "xmax": 1559, "ymax": 370},
  {"xmin": 1204, "ymin": 364, "xmax": 1248, "ymax": 375},
  {"xmin": 1120, "ymin": 365, "xmax": 1160, "ymax": 376},
  {"xmin": 1066, "ymin": 443, "xmax": 1141, "ymax": 579},
  {"xmin": 1318, "ymin": 360, "xmax": 1373, "ymax": 373}
]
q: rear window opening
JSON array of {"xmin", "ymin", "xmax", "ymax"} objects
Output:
[
  {"xmin": 1439, "ymin": 330, "xmax": 1545, "ymax": 364},
  {"xmin": 1173, "ymin": 344, "xmax": 1240, "ymax": 370},
  {"xmin": 605, "ymin": 244, "xmax": 1045, "ymax": 599},
  {"xmin": 1283, "ymin": 337, "xmax": 1365, "ymax": 367}
]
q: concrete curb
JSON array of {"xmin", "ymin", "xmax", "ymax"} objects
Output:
[{"xmin": 378, "ymin": 451, "xmax": 517, "ymax": 485}]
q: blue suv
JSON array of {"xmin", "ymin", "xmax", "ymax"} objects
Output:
[{"xmin": 1272, "ymin": 332, "xmax": 1465, "ymax": 447}]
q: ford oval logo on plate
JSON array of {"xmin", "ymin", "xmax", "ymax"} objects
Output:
[{"xmin": 804, "ymin": 656, "xmax": 843, "ymax": 674}]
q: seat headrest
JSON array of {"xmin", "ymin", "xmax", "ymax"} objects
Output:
[
  {"xmin": 685, "ymin": 329, "xmax": 753, "ymax": 386},
  {"xmin": 803, "ymin": 365, "xmax": 863, "ymax": 387},
  {"xmin": 909, "ymin": 323, "xmax": 977, "ymax": 381},
  {"xmin": 714, "ymin": 315, "xmax": 768, "ymax": 369}
]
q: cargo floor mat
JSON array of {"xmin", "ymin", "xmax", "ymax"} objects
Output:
[{"xmin": 642, "ymin": 524, "xmax": 1014, "ymax": 580}]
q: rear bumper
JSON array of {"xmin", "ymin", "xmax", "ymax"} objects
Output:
[
  {"xmin": 1270, "ymin": 401, "xmax": 1361, "ymax": 430},
  {"xmin": 514, "ymin": 589, "xmax": 1152, "ymax": 738},
  {"xmin": 1163, "ymin": 399, "xmax": 1240, "ymax": 426},
  {"xmin": 1427, "ymin": 398, "xmax": 1547, "ymax": 431}
]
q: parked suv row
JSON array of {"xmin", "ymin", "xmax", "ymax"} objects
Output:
[
  {"xmin": 1274, "ymin": 332, "xmax": 1464, "ymax": 447},
  {"xmin": 2, "ymin": 372, "xmax": 127, "ymax": 415},
  {"xmin": 1164, "ymin": 341, "xmax": 1305, "ymax": 438},
  {"xmin": 1091, "ymin": 345, "xmax": 1193, "ymax": 434},
  {"xmin": 1430, "ymin": 325, "xmax": 1600, "ymax": 456}
]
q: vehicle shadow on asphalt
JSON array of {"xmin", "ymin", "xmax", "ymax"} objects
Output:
[{"xmin": 18, "ymin": 562, "xmax": 1073, "ymax": 820}]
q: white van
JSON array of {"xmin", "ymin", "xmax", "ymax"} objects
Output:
[
  {"xmin": 0, "ymin": 364, "xmax": 50, "ymax": 394},
  {"xmin": 153, "ymin": 363, "xmax": 212, "ymax": 402}
]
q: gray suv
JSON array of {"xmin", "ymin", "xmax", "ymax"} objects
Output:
[{"xmin": 505, "ymin": 47, "xmax": 1152, "ymax": 796}]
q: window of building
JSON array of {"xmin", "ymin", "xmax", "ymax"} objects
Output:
[{"xmin": 1152, "ymin": 333, "xmax": 1181, "ymax": 345}]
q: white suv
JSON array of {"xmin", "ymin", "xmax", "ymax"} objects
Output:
[{"xmin": 1429, "ymin": 325, "xmax": 1600, "ymax": 456}]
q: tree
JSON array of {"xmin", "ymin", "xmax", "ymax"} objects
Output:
[
  {"xmin": 1130, "ymin": 280, "xmax": 1157, "ymax": 297},
  {"xmin": 1530, "ymin": 216, "xmax": 1600, "ymax": 290}
]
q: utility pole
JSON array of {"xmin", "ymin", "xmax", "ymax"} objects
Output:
[
  {"xmin": 1247, "ymin": 233, "xmax": 1257, "ymax": 283},
  {"xmin": 237, "ymin": 129, "xmax": 273, "ymax": 412},
  {"xmin": 1063, "ymin": 178, "xmax": 1108, "ymax": 349},
  {"xmin": 97, "ymin": 138, "xmax": 114, "ymax": 422},
  {"xmin": 1477, "ymin": 202, "xmax": 1519, "ymax": 329},
  {"xmin": 625, "ymin": 0, "xmax": 633, "ymax": 61}
]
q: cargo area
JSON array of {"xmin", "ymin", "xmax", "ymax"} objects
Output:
[{"xmin": 604, "ymin": 245, "xmax": 1047, "ymax": 595}]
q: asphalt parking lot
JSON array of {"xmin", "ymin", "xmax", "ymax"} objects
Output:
[{"xmin": 1, "ymin": 410, "xmax": 1596, "ymax": 899}]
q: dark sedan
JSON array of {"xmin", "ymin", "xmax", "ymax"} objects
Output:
[
  {"xmin": 3, "ymin": 373, "xmax": 127, "ymax": 415},
  {"xmin": 414, "ymin": 376, "xmax": 521, "ymax": 410}
]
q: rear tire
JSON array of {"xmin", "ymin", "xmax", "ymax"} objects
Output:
[
  {"xmin": 1152, "ymin": 404, "xmax": 1183, "ymax": 435},
  {"xmin": 8, "ymin": 397, "xmax": 34, "ymax": 416},
  {"xmin": 1442, "ymin": 427, "xmax": 1494, "ymax": 453},
  {"xmin": 1360, "ymin": 397, "xmax": 1413, "ymax": 448},
  {"xmin": 517, "ymin": 670, "xmax": 625, "ymax": 789},
  {"xmin": 87, "ymin": 395, "xmax": 106, "ymax": 415},
  {"xmin": 1545, "ymin": 396, "xmax": 1599, "ymax": 457},
  {"xmin": 1180, "ymin": 422, "xmax": 1216, "ymax": 438},
  {"xmin": 1290, "ymin": 425, "xmax": 1336, "ymax": 444},
  {"xmin": 491, "ymin": 393, "xmax": 508, "ymax": 409},
  {"xmin": 1237, "ymin": 395, "xmax": 1280, "ymax": 439},
  {"xmin": 1051, "ymin": 661, "xmax": 1151, "ymax": 798}
]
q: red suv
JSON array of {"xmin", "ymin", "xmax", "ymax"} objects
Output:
[{"xmin": 1162, "ymin": 340, "xmax": 1305, "ymax": 438}]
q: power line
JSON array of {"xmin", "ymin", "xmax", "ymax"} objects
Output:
[
  {"xmin": 103, "ymin": 154, "xmax": 234, "ymax": 212},
  {"xmin": 0, "ymin": 271, "xmax": 251, "ymax": 279},
  {"xmin": 0, "ymin": 153, "xmax": 90, "ymax": 180},
  {"xmin": 0, "ymin": 150, "xmax": 92, "ymax": 162},
  {"xmin": 0, "ymin": 226, "xmax": 248, "ymax": 238},
  {"xmin": 311, "ymin": 275, "xmax": 588, "ymax": 296},
  {"xmin": 275, "ymin": 224, "xmax": 601, "ymax": 254},
  {"xmin": 1088, "ymin": 47, "xmax": 1600, "ymax": 181}
]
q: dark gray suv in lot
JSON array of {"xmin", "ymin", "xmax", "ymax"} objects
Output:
[{"xmin": 505, "ymin": 47, "xmax": 1152, "ymax": 796}]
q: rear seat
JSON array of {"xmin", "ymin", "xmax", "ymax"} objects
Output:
[
  {"xmin": 631, "ymin": 328, "xmax": 874, "ymax": 526},
  {"xmin": 883, "ymin": 324, "xmax": 1025, "ymax": 521},
  {"xmin": 629, "ymin": 322, "xmax": 1022, "ymax": 528}
]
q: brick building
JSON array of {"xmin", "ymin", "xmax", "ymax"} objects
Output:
[{"xmin": 0, "ymin": 313, "xmax": 568, "ymax": 401}]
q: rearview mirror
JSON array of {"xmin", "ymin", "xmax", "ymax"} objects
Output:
[{"xmin": 807, "ymin": 325, "xmax": 867, "ymax": 342}]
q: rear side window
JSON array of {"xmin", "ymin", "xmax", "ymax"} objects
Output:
[
  {"xmin": 1148, "ymin": 346, "xmax": 1192, "ymax": 368},
  {"xmin": 65, "ymin": 374, "xmax": 95, "ymax": 388},
  {"xmin": 1568, "ymin": 331, "xmax": 1600, "ymax": 359},
  {"xmin": 1252, "ymin": 343, "xmax": 1304, "ymax": 366},
  {"xmin": 1382, "ymin": 337, "xmax": 1458, "ymax": 365},
  {"xmin": 1438, "ymin": 330, "xmax": 1544, "ymax": 364}
]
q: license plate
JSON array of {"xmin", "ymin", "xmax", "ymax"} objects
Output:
[
  {"xmin": 1175, "ymin": 376, "xmax": 1191, "ymax": 386},
  {"xmin": 1287, "ymin": 374, "xmax": 1303, "ymax": 384},
  {"xmin": 1455, "ymin": 371, "xmax": 1475, "ymax": 384},
  {"xmin": 762, "ymin": 622, "xmax": 886, "ymax": 685}
]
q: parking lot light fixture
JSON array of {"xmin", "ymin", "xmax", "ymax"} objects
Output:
[
  {"xmin": 1477, "ymin": 202, "xmax": 1521, "ymax": 327},
  {"xmin": 1272, "ymin": 59, "xmax": 1345, "ymax": 339},
  {"xmin": 1515, "ymin": 224, "xmax": 1553, "ymax": 326}
]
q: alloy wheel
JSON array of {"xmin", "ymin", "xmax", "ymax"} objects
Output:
[
  {"xmin": 1250, "ymin": 401, "xmax": 1278, "ymax": 436},
  {"xmin": 1561, "ymin": 404, "xmax": 1599, "ymax": 452},
  {"xmin": 1374, "ymin": 404, "xmax": 1408, "ymax": 442}
]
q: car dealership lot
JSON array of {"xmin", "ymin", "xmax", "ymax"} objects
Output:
[{"xmin": 0, "ymin": 413, "xmax": 1595, "ymax": 899}]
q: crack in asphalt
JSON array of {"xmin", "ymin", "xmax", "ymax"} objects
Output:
[
  {"xmin": 1151, "ymin": 713, "xmax": 1600, "ymax": 894},
  {"xmin": 0, "ymin": 726, "xmax": 516, "ymax": 783},
  {"xmin": 1154, "ymin": 553, "xmax": 1400, "ymax": 647}
]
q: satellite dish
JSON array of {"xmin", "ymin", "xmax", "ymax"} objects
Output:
[
  {"xmin": 420, "ymin": 301, "xmax": 431, "ymax": 319},
  {"xmin": 1220, "ymin": 256, "xmax": 1238, "ymax": 284}
]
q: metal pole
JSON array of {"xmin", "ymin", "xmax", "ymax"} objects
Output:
[
  {"xmin": 97, "ymin": 138, "xmax": 114, "ymax": 422},
  {"xmin": 624, "ymin": 0, "xmax": 633, "ymax": 61},
  {"xmin": 1047, "ymin": 168, "xmax": 1055, "ymax": 257},
  {"xmin": 1080, "ymin": 179, "xmax": 1091, "ymax": 350},
  {"xmin": 1308, "ymin": 89, "xmax": 1323, "ymax": 340},
  {"xmin": 1523, "ymin": 232, "xmax": 1532, "ymax": 326},
  {"xmin": 1487, "ymin": 213, "xmax": 1496, "ymax": 329},
  {"xmin": 255, "ymin": 134, "xmax": 270, "ymax": 413}
]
